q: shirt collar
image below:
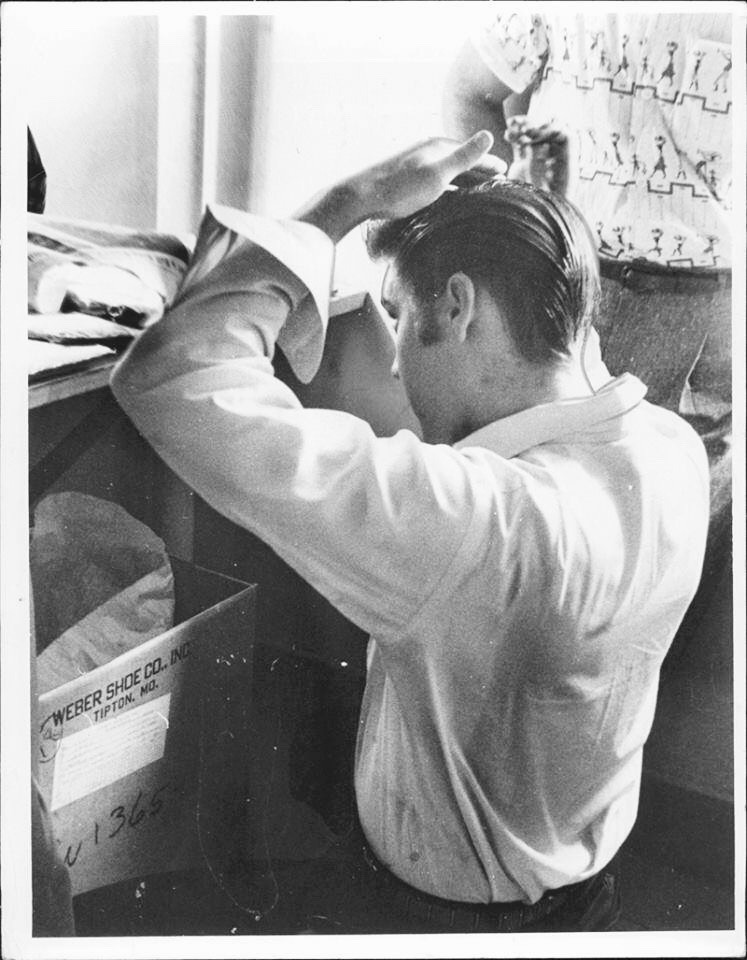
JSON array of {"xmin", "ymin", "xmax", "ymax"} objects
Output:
[{"xmin": 453, "ymin": 374, "xmax": 648, "ymax": 459}]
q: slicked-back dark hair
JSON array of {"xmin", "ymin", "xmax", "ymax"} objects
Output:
[{"xmin": 365, "ymin": 179, "xmax": 600, "ymax": 364}]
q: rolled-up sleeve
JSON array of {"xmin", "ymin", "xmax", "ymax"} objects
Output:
[
  {"xmin": 111, "ymin": 205, "xmax": 486, "ymax": 640},
  {"xmin": 470, "ymin": 11, "xmax": 549, "ymax": 93}
]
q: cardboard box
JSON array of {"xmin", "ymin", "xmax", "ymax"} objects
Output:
[{"xmin": 35, "ymin": 558, "xmax": 256, "ymax": 896}]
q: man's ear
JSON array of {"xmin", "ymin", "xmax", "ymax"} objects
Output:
[{"xmin": 443, "ymin": 271, "xmax": 477, "ymax": 343}]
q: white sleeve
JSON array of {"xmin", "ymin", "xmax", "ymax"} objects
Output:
[
  {"xmin": 470, "ymin": 10, "xmax": 550, "ymax": 93},
  {"xmin": 111, "ymin": 205, "xmax": 489, "ymax": 640}
]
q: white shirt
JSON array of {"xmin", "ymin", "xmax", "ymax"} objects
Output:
[
  {"xmin": 111, "ymin": 205, "xmax": 710, "ymax": 904},
  {"xmin": 472, "ymin": 10, "xmax": 732, "ymax": 267}
]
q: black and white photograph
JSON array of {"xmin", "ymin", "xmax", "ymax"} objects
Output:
[{"xmin": 1, "ymin": 2, "xmax": 745, "ymax": 958}]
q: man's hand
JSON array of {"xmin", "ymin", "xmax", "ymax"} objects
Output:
[
  {"xmin": 354, "ymin": 131, "xmax": 505, "ymax": 219},
  {"xmin": 295, "ymin": 132, "xmax": 506, "ymax": 244},
  {"xmin": 505, "ymin": 117, "xmax": 571, "ymax": 197}
]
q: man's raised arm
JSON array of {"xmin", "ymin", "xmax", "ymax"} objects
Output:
[
  {"xmin": 294, "ymin": 132, "xmax": 501, "ymax": 242},
  {"xmin": 443, "ymin": 40, "xmax": 522, "ymax": 168},
  {"xmin": 110, "ymin": 136, "xmax": 506, "ymax": 641}
]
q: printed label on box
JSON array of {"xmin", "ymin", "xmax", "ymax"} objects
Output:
[{"xmin": 51, "ymin": 693, "xmax": 171, "ymax": 811}]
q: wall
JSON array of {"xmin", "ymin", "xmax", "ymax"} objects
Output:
[
  {"xmin": 22, "ymin": 11, "xmax": 269, "ymax": 237},
  {"xmin": 260, "ymin": 7, "xmax": 483, "ymax": 292},
  {"xmin": 21, "ymin": 7, "xmax": 482, "ymax": 282},
  {"xmin": 24, "ymin": 15, "xmax": 161, "ymax": 230}
]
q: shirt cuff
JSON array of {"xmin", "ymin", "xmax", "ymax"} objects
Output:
[
  {"xmin": 190, "ymin": 204, "xmax": 335, "ymax": 384},
  {"xmin": 469, "ymin": 17, "xmax": 546, "ymax": 93}
]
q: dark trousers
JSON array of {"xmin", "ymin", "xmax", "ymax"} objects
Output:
[
  {"xmin": 596, "ymin": 257, "xmax": 732, "ymax": 666},
  {"xmin": 290, "ymin": 828, "xmax": 621, "ymax": 935},
  {"xmin": 596, "ymin": 257, "xmax": 731, "ymax": 416}
]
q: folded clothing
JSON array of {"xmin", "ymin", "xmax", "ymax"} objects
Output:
[
  {"xmin": 28, "ymin": 340, "xmax": 115, "ymax": 379},
  {"xmin": 28, "ymin": 214, "xmax": 192, "ymax": 328},
  {"xmin": 28, "ymin": 312, "xmax": 137, "ymax": 344}
]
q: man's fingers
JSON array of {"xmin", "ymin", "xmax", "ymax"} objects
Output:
[
  {"xmin": 439, "ymin": 130, "xmax": 496, "ymax": 180},
  {"xmin": 525, "ymin": 126, "xmax": 568, "ymax": 146},
  {"xmin": 452, "ymin": 154, "xmax": 507, "ymax": 181},
  {"xmin": 451, "ymin": 157, "xmax": 507, "ymax": 187},
  {"xmin": 505, "ymin": 116, "xmax": 529, "ymax": 142},
  {"xmin": 475, "ymin": 153, "xmax": 508, "ymax": 175}
]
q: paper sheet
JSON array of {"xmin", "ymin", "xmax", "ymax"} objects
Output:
[{"xmin": 51, "ymin": 693, "xmax": 171, "ymax": 811}]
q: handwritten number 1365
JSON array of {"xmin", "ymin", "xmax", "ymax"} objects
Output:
[
  {"xmin": 107, "ymin": 784, "xmax": 169, "ymax": 839},
  {"xmin": 64, "ymin": 784, "xmax": 172, "ymax": 867}
]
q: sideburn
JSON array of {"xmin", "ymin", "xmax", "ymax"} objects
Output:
[{"xmin": 416, "ymin": 295, "xmax": 445, "ymax": 347}]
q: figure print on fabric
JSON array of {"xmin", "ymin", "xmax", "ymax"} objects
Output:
[
  {"xmin": 596, "ymin": 223, "xmax": 614, "ymax": 255},
  {"xmin": 610, "ymin": 133, "xmax": 624, "ymax": 172},
  {"xmin": 648, "ymin": 227, "xmax": 664, "ymax": 258},
  {"xmin": 689, "ymin": 49, "xmax": 706, "ymax": 91},
  {"xmin": 562, "ymin": 28, "xmax": 571, "ymax": 63},
  {"xmin": 695, "ymin": 150, "xmax": 723, "ymax": 200},
  {"xmin": 630, "ymin": 140, "xmax": 647, "ymax": 177},
  {"xmin": 650, "ymin": 136, "xmax": 668, "ymax": 181},
  {"xmin": 638, "ymin": 37, "xmax": 652, "ymax": 82},
  {"xmin": 658, "ymin": 41, "xmax": 679, "ymax": 88},
  {"xmin": 585, "ymin": 129, "xmax": 597, "ymax": 166},
  {"xmin": 673, "ymin": 144, "xmax": 689, "ymax": 182},
  {"xmin": 614, "ymin": 35, "xmax": 631, "ymax": 81},
  {"xmin": 590, "ymin": 31, "xmax": 611, "ymax": 74},
  {"xmin": 472, "ymin": 11, "xmax": 732, "ymax": 266},
  {"xmin": 613, "ymin": 225, "xmax": 636, "ymax": 258},
  {"xmin": 702, "ymin": 235, "xmax": 721, "ymax": 266},
  {"xmin": 713, "ymin": 49, "xmax": 731, "ymax": 94}
]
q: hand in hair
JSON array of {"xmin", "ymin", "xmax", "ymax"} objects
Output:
[
  {"xmin": 295, "ymin": 133, "xmax": 506, "ymax": 244},
  {"xmin": 357, "ymin": 132, "xmax": 507, "ymax": 218},
  {"xmin": 505, "ymin": 117, "xmax": 571, "ymax": 197}
]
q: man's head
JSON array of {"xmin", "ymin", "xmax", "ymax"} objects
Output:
[{"xmin": 366, "ymin": 178, "xmax": 600, "ymax": 443}]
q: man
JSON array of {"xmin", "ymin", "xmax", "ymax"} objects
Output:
[
  {"xmin": 443, "ymin": 10, "xmax": 733, "ymax": 662},
  {"xmin": 111, "ymin": 132, "xmax": 709, "ymax": 933}
]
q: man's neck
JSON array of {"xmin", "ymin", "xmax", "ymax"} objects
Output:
[{"xmin": 443, "ymin": 359, "xmax": 596, "ymax": 446}]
